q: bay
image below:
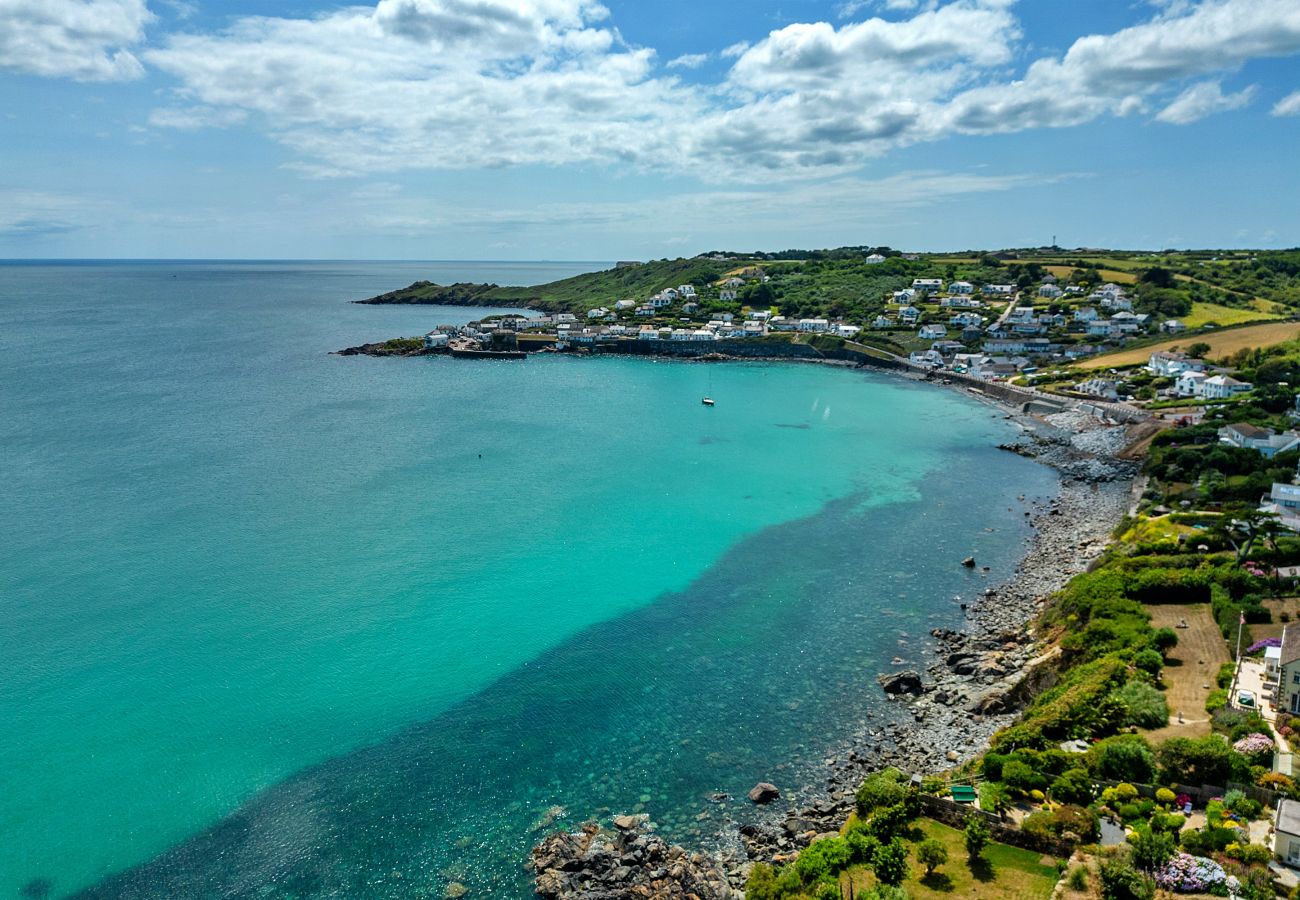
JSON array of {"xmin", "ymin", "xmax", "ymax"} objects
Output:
[{"xmin": 0, "ymin": 261, "xmax": 1057, "ymax": 898}]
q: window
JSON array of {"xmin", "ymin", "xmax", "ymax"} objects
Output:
[
  {"xmin": 1292, "ymin": 693, "xmax": 1300, "ymax": 715},
  {"xmin": 1293, "ymin": 671, "xmax": 1300, "ymax": 685}
]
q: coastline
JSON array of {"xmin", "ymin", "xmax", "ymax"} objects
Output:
[{"xmin": 529, "ymin": 382, "xmax": 1146, "ymax": 898}]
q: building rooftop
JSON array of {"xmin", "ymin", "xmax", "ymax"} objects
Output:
[
  {"xmin": 1282, "ymin": 623, "xmax": 1300, "ymax": 668},
  {"xmin": 1279, "ymin": 798, "xmax": 1300, "ymax": 836}
]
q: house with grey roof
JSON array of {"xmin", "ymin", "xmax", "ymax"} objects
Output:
[{"xmin": 1275, "ymin": 797, "xmax": 1300, "ymax": 866}]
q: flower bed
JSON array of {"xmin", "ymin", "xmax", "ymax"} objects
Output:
[{"xmin": 1154, "ymin": 853, "xmax": 1227, "ymax": 893}]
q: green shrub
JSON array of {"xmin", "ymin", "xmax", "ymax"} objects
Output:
[
  {"xmin": 1133, "ymin": 649, "xmax": 1164, "ymax": 677},
  {"xmin": 871, "ymin": 837, "xmax": 909, "ymax": 887},
  {"xmin": 1118, "ymin": 802, "xmax": 1142, "ymax": 822},
  {"xmin": 1130, "ymin": 829, "xmax": 1176, "ymax": 872},
  {"xmin": 1051, "ymin": 769, "xmax": 1095, "ymax": 806},
  {"xmin": 1114, "ymin": 681, "xmax": 1169, "ymax": 729},
  {"xmin": 1099, "ymin": 854, "xmax": 1155, "ymax": 900},
  {"xmin": 1150, "ymin": 628, "xmax": 1178, "ymax": 653},
  {"xmin": 979, "ymin": 781, "xmax": 1011, "ymax": 816},
  {"xmin": 1023, "ymin": 805, "xmax": 1100, "ymax": 842},
  {"xmin": 1216, "ymin": 661, "xmax": 1236, "ymax": 689},
  {"xmin": 855, "ymin": 768, "xmax": 907, "ymax": 817},
  {"xmin": 1003, "ymin": 759, "xmax": 1048, "ymax": 794},
  {"xmin": 1205, "ymin": 687, "xmax": 1229, "ymax": 713},
  {"xmin": 1155, "ymin": 787, "xmax": 1176, "ymax": 805},
  {"xmin": 1091, "ymin": 737, "xmax": 1156, "ymax": 783},
  {"xmin": 1156, "ymin": 734, "xmax": 1233, "ymax": 785},
  {"xmin": 1068, "ymin": 866, "xmax": 1089, "ymax": 891},
  {"xmin": 1179, "ymin": 826, "xmax": 1236, "ymax": 856}
]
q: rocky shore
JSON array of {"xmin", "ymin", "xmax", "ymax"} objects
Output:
[{"xmin": 530, "ymin": 396, "xmax": 1147, "ymax": 898}]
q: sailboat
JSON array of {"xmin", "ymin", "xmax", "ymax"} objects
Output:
[
  {"xmin": 702, "ymin": 360, "xmax": 715, "ymax": 405},
  {"xmin": 701, "ymin": 397, "xmax": 715, "ymax": 406}
]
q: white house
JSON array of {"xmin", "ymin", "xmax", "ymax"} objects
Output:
[
  {"xmin": 556, "ymin": 313, "xmax": 577, "ymax": 323},
  {"xmin": 892, "ymin": 288, "xmax": 917, "ymax": 304},
  {"xmin": 423, "ymin": 331, "xmax": 450, "ymax": 349},
  {"xmin": 949, "ymin": 312, "xmax": 984, "ymax": 327},
  {"xmin": 682, "ymin": 301, "xmax": 700, "ymax": 314},
  {"xmin": 1174, "ymin": 370, "xmax": 1208, "ymax": 396},
  {"xmin": 918, "ymin": 324, "xmax": 946, "ymax": 340},
  {"xmin": 1203, "ymin": 375, "xmax": 1252, "ymax": 400},
  {"xmin": 796, "ymin": 318, "xmax": 831, "ymax": 332},
  {"xmin": 910, "ymin": 349, "xmax": 944, "ymax": 368},
  {"xmin": 1038, "ymin": 284, "xmax": 1064, "ymax": 299},
  {"xmin": 912, "ymin": 278, "xmax": 944, "ymax": 293},
  {"xmin": 1148, "ymin": 352, "xmax": 1206, "ymax": 378},
  {"xmin": 720, "ymin": 288, "xmax": 738, "ymax": 301},
  {"xmin": 1161, "ymin": 319, "xmax": 1186, "ymax": 334},
  {"xmin": 837, "ymin": 324, "xmax": 861, "ymax": 338},
  {"xmin": 864, "ymin": 253, "xmax": 887, "ymax": 264},
  {"xmin": 872, "ymin": 316, "xmax": 894, "ymax": 329},
  {"xmin": 940, "ymin": 296, "xmax": 982, "ymax": 309},
  {"xmin": 677, "ymin": 284, "xmax": 696, "ymax": 297},
  {"xmin": 1074, "ymin": 307, "xmax": 1100, "ymax": 322},
  {"xmin": 948, "ymin": 281, "xmax": 975, "ymax": 294},
  {"xmin": 635, "ymin": 304, "xmax": 655, "ymax": 317},
  {"xmin": 587, "ymin": 307, "xmax": 609, "ymax": 319},
  {"xmin": 982, "ymin": 284, "xmax": 1015, "ymax": 295},
  {"xmin": 898, "ymin": 306, "xmax": 922, "ymax": 325}
]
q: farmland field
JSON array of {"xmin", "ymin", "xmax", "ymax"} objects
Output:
[
  {"xmin": 1075, "ymin": 320, "xmax": 1300, "ymax": 369},
  {"xmin": 1181, "ymin": 301, "xmax": 1282, "ymax": 328}
]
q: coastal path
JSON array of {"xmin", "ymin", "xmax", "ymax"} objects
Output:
[{"xmin": 1142, "ymin": 604, "xmax": 1229, "ymax": 742}]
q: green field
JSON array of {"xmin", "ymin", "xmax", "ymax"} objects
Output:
[
  {"xmin": 1181, "ymin": 301, "xmax": 1281, "ymax": 328},
  {"xmin": 842, "ymin": 820, "xmax": 1059, "ymax": 900}
]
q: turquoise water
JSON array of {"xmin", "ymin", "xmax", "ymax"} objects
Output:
[{"xmin": 0, "ymin": 262, "xmax": 1057, "ymax": 899}]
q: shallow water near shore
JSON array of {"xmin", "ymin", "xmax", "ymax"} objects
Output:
[{"xmin": 0, "ymin": 261, "xmax": 1056, "ymax": 898}]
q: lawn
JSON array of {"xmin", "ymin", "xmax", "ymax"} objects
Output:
[
  {"xmin": 1181, "ymin": 301, "xmax": 1281, "ymax": 329},
  {"xmin": 1141, "ymin": 604, "xmax": 1228, "ymax": 743},
  {"xmin": 1074, "ymin": 321, "xmax": 1300, "ymax": 370},
  {"xmin": 841, "ymin": 819, "xmax": 1059, "ymax": 900}
]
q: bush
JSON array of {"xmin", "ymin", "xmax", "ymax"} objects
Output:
[
  {"xmin": 1134, "ymin": 648, "xmax": 1164, "ymax": 677},
  {"xmin": 1155, "ymin": 787, "xmax": 1176, "ymax": 805},
  {"xmin": 794, "ymin": 836, "xmax": 850, "ymax": 885},
  {"xmin": 1179, "ymin": 826, "xmax": 1236, "ymax": 856},
  {"xmin": 1115, "ymin": 681, "xmax": 1170, "ymax": 729},
  {"xmin": 1099, "ymin": 854, "xmax": 1155, "ymax": 900},
  {"xmin": 1156, "ymin": 734, "xmax": 1233, "ymax": 785},
  {"xmin": 872, "ymin": 837, "xmax": 909, "ymax": 887},
  {"xmin": 1151, "ymin": 627, "xmax": 1178, "ymax": 652},
  {"xmin": 1216, "ymin": 661, "xmax": 1236, "ymax": 689},
  {"xmin": 1051, "ymin": 769, "xmax": 1095, "ymax": 806},
  {"xmin": 855, "ymin": 768, "xmax": 907, "ymax": 817},
  {"xmin": 1225, "ymin": 841, "xmax": 1272, "ymax": 864},
  {"xmin": 1023, "ymin": 805, "xmax": 1100, "ymax": 842},
  {"xmin": 1002, "ymin": 759, "xmax": 1047, "ymax": 794},
  {"xmin": 979, "ymin": 781, "xmax": 1010, "ymax": 815},
  {"xmin": 1068, "ymin": 865, "xmax": 1089, "ymax": 891},
  {"xmin": 845, "ymin": 824, "xmax": 879, "ymax": 865},
  {"xmin": 1091, "ymin": 737, "xmax": 1157, "ymax": 783},
  {"xmin": 915, "ymin": 838, "xmax": 948, "ymax": 875},
  {"xmin": 1130, "ymin": 829, "xmax": 1176, "ymax": 872},
  {"xmin": 1204, "ymin": 687, "xmax": 1229, "ymax": 714}
]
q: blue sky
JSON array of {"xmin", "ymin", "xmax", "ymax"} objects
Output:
[{"xmin": 1, "ymin": 0, "xmax": 1298, "ymax": 259}]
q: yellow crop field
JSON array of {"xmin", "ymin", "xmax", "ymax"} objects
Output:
[{"xmin": 1075, "ymin": 320, "xmax": 1300, "ymax": 370}]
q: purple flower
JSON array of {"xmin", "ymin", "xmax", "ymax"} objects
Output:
[{"xmin": 1247, "ymin": 637, "xmax": 1282, "ymax": 653}]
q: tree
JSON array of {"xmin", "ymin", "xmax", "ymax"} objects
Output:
[
  {"xmin": 1211, "ymin": 504, "xmax": 1284, "ymax": 563},
  {"xmin": 1050, "ymin": 768, "xmax": 1095, "ymax": 806},
  {"xmin": 916, "ymin": 838, "xmax": 948, "ymax": 876},
  {"xmin": 1093, "ymin": 738, "xmax": 1156, "ymax": 784},
  {"xmin": 1186, "ymin": 341, "xmax": 1212, "ymax": 358},
  {"xmin": 1157, "ymin": 734, "xmax": 1233, "ymax": 785},
  {"xmin": 872, "ymin": 837, "xmax": 910, "ymax": 886},
  {"xmin": 1140, "ymin": 267, "xmax": 1176, "ymax": 288},
  {"xmin": 964, "ymin": 813, "xmax": 990, "ymax": 860}
]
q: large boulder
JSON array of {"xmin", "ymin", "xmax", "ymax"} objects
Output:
[
  {"xmin": 748, "ymin": 782, "xmax": 781, "ymax": 804},
  {"xmin": 877, "ymin": 671, "xmax": 923, "ymax": 695}
]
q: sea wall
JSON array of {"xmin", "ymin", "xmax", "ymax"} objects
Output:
[{"xmin": 589, "ymin": 339, "xmax": 824, "ymax": 360}]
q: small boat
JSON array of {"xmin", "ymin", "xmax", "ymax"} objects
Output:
[{"xmin": 701, "ymin": 397, "xmax": 715, "ymax": 406}]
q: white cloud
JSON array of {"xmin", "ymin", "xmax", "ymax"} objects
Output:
[
  {"xmin": 0, "ymin": 0, "xmax": 151, "ymax": 81},
  {"xmin": 1155, "ymin": 80, "xmax": 1255, "ymax": 123},
  {"xmin": 149, "ymin": 105, "xmax": 248, "ymax": 130},
  {"xmin": 139, "ymin": 0, "xmax": 1300, "ymax": 182},
  {"xmin": 666, "ymin": 52, "xmax": 708, "ymax": 69},
  {"xmin": 942, "ymin": 0, "xmax": 1300, "ymax": 134},
  {"xmin": 1274, "ymin": 89, "xmax": 1300, "ymax": 116}
]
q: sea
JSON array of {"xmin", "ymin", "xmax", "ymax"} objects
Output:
[{"xmin": 0, "ymin": 260, "xmax": 1059, "ymax": 899}]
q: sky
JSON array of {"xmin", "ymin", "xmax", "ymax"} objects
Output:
[{"xmin": 1, "ymin": 0, "xmax": 1299, "ymax": 259}]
